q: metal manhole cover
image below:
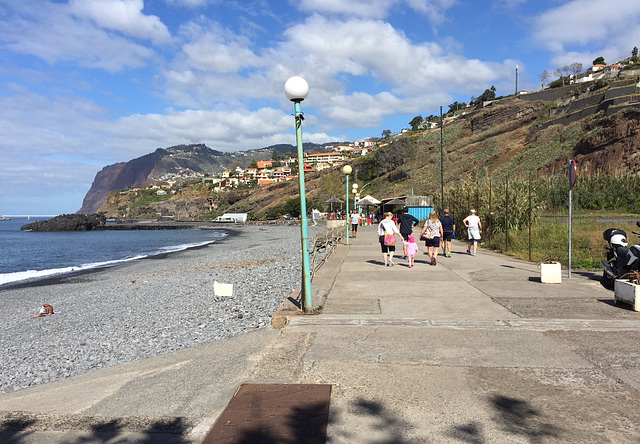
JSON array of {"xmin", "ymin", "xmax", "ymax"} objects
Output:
[{"xmin": 202, "ymin": 383, "xmax": 332, "ymax": 444}]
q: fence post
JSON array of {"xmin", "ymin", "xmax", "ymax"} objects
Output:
[
  {"xmin": 528, "ymin": 176, "xmax": 532, "ymax": 261},
  {"xmin": 505, "ymin": 177, "xmax": 509, "ymax": 252},
  {"xmin": 488, "ymin": 178, "xmax": 492, "ymax": 248}
]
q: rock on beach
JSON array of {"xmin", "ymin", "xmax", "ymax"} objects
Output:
[{"xmin": 0, "ymin": 224, "xmax": 323, "ymax": 394}]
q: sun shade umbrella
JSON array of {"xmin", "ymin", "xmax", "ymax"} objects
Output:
[{"xmin": 356, "ymin": 195, "xmax": 381, "ymax": 205}]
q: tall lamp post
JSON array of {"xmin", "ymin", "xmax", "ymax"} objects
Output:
[
  {"xmin": 343, "ymin": 165, "xmax": 352, "ymax": 244},
  {"xmin": 352, "ymin": 183, "xmax": 358, "ymax": 212},
  {"xmin": 285, "ymin": 76, "xmax": 312, "ymax": 313}
]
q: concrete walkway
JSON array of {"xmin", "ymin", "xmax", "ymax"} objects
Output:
[{"xmin": 2, "ymin": 224, "xmax": 640, "ymax": 443}]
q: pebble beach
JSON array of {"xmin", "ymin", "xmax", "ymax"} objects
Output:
[{"xmin": 0, "ymin": 224, "xmax": 322, "ymax": 394}]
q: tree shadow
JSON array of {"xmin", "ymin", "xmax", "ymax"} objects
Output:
[
  {"xmin": 0, "ymin": 415, "xmax": 192, "ymax": 444},
  {"xmin": 332, "ymin": 397, "xmax": 417, "ymax": 444},
  {"xmin": 331, "ymin": 393, "xmax": 564, "ymax": 443},
  {"xmin": 447, "ymin": 421, "xmax": 484, "ymax": 444},
  {"xmin": 0, "ymin": 416, "xmax": 36, "ymax": 444},
  {"xmin": 85, "ymin": 417, "xmax": 191, "ymax": 444},
  {"xmin": 489, "ymin": 395, "xmax": 561, "ymax": 443},
  {"xmin": 1, "ymin": 394, "xmax": 564, "ymax": 443}
]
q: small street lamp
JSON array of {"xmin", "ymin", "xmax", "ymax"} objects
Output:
[
  {"xmin": 342, "ymin": 165, "xmax": 352, "ymax": 244},
  {"xmin": 285, "ymin": 76, "xmax": 312, "ymax": 313}
]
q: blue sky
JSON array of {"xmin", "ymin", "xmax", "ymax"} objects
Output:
[{"xmin": 1, "ymin": 0, "xmax": 639, "ymax": 215}]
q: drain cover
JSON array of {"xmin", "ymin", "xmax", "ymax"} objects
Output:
[{"xmin": 203, "ymin": 383, "xmax": 332, "ymax": 444}]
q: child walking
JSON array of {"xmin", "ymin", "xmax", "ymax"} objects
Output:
[{"xmin": 403, "ymin": 235, "xmax": 419, "ymax": 268}]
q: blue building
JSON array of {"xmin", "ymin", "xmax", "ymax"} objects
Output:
[{"xmin": 406, "ymin": 195, "xmax": 433, "ymax": 222}]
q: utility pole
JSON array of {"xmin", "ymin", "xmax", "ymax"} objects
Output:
[{"xmin": 440, "ymin": 106, "xmax": 444, "ymax": 215}]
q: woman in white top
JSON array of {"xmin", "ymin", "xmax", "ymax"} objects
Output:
[
  {"xmin": 378, "ymin": 212, "xmax": 401, "ymax": 266},
  {"xmin": 463, "ymin": 209, "xmax": 482, "ymax": 256}
]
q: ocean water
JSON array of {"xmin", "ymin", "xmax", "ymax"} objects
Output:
[{"xmin": 0, "ymin": 217, "xmax": 228, "ymax": 287}]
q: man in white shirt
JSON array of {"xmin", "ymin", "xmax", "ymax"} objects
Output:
[
  {"xmin": 350, "ymin": 210, "xmax": 361, "ymax": 238},
  {"xmin": 463, "ymin": 209, "xmax": 482, "ymax": 256}
]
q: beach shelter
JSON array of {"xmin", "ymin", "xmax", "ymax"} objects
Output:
[
  {"xmin": 325, "ymin": 197, "xmax": 344, "ymax": 212},
  {"xmin": 382, "ymin": 198, "xmax": 406, "ymax": 216}
]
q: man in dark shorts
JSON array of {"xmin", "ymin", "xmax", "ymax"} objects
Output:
[
  {"xmin": 350, "ymin": 210, "xmax": 360, "ymax": 238},
  {"xmin": 440, "ymin": 208, "xmax": 456, "ymax": 257},
  {"xmin": 397, "ymin": 208, "xmax": 420, "ymax": 259}
]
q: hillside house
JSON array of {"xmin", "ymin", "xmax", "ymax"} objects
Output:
[
  {"xmin": 305, "ymin": 151, "xmax": 345, "ymax": 165},
  {"xmin": 272, "ymin": 169, "xmax": 286, "ymax": 179},
  {"xmin": 256, "ymin": 170, "xmax": 272, "ymax": 180},
  {"xmin": 315, "ymin": 162, "xmax": 332, "ymax": 171},
  {"xmin": 256, "ymin": 160, "xmax": 273, "ymax": 169},
  {"xmin": 419, "ymin": 120, "xmax": 438, "ymax": 130}
]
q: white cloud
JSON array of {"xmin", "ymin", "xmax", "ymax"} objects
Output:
[
  {"xmin": 180, "ymin": 25, "xmax": 261, "ymax": 72},
  {"xmin": 534, "ymin": 0, "xmax": 640, "ymax": 67},
  {"xmin": 279, "ymin": 16, "xmax": 506, "ymax": 123},
  {"xmin": 160, "ymin": 14, "xmax": 508, "ymax": 131},
  {"xmin": 0, "ymin": 1, "xmax": 159, "ymax": 72},
  {"xmin": 69, "ymin": 0, "xmax": 172, "ymax": 44}
]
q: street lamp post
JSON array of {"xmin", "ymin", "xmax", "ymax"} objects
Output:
[
  {"xmin": 343, "ymin": 165, "xmax": 352, "ymax": 244},
  {"xmin": 285, "ymin": 76, "xmax": 312, "ymax": 313},
  {"xmin": 352, "ymin": 183, "xmax": 358, "ymax": 212}
]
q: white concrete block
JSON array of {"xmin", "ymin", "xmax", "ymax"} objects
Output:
[
  {"xmin": 540, "ymin": 262, "xmax": 562, "ymax": 284},
  {"xmin": 614, "ymin": 279, "xmax": 640, "ymax": 311}
]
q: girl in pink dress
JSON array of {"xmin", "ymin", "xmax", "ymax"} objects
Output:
[{"xmin": 403, "ymin": 235, "xmax": 419, "ymax": 268}]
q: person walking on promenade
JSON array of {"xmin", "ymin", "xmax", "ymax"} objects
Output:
[
  {"xmin": 397, "ymin": 208, "xmax": 420, "ymax": 259},
  {"xmin": 403, "ymin": 235, "xmax": 419, "ymax": 268},
  {"xmin": 398, "ymin": 208, "xmax": 420, "ymax": 259},
  {"xmin": 350, "ymin": 210, "xmax": 360, "ymax": 238},
  {"xmin": 420, "ymin": 210, "xmax": 443, "ymax": 266},
  {"xmin": 440, "ymin": 208, "xmax": 456, "ymax": 257},
  {"xmin": 463, "ymin": 209, "xmax": 482, "ymax": 256},
  {"xmin": 378, "ymin": 212, "xmax": 401, "ymax": 266}
]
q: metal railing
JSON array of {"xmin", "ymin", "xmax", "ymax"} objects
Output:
[{"xmin": 309, "ymin": 225, "xmax": 344, "ymax": 280}]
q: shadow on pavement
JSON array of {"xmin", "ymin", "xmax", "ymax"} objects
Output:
[
  {"xmin": 490, "ymin": 394, "xmax": 562, "ymax": 441},
  {"xmin": 330, "ymin": 394, "xmax": 565, "ymax": 443},
  {"xmin": 0, "ymin": 416, "xmax": 36, "ymax": 444},
  {"xmin": 446, "ymin": 394, "xmax": 562, "ymax": 443},
  {"xmin": 0, "ymin": 416, "xmax": 192, "ymax": 444}
]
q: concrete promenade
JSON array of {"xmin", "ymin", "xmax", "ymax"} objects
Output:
[{"xmin": 2, "ymin": 224, "xmax": 640, "ymax": 443}]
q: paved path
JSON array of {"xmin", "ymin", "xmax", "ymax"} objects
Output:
[{"xmin": 2, "ymin": 224, "xmax": 640, "ymax": 443}]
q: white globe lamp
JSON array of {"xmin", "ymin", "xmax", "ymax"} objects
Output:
[{"xmin": 284, "ymin": 76, "xmax": 309, "ymax": 102}]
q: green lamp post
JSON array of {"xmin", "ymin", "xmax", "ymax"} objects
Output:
[
  {"xmin": 342, "ymin": 165, "xmax": 352, "ymax": 244},
  {"xmin": 285, "ymin": 76, "xmax": 312, "ymax": 312}
]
